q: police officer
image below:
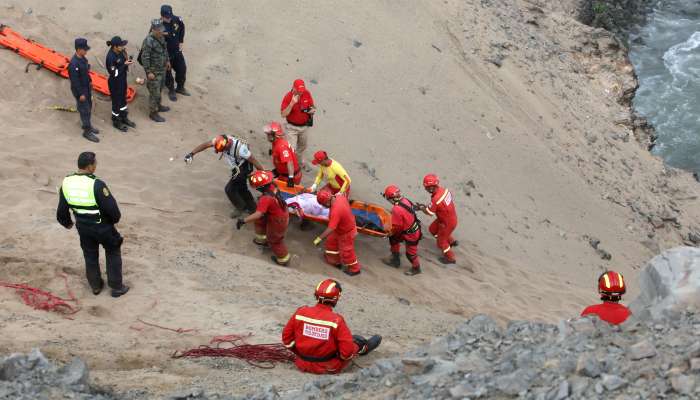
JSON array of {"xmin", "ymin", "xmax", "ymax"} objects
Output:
[
  {"xmin": 56, "ymin": 152, "xmax": 129, "ymax": 298},
  {"xmin": 140, "ymin": 19, "xmax": 170, "ymax": 122},
  {"xmin": 105, "ymin": 36, "xmax": 136, "ymax": 132},
  {"xmin": 68, "ymin": 38, "xmax": 99, "ymax": 142},
  {"xmin": 160, "ymin": 4, "xmax": 190, "ymax": 101}
]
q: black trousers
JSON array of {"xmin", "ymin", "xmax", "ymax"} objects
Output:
[
  {"xmin": 108, "ymin": 77, "xmax": 128, "ymax": 120},
  {"xmin": 225, "ymin": 171, "xmax": 256, "ymax": 214},
  {"xmin": 76, "ymin": 223, "xmax": 123, "ymax": 290},
  {"xmin": 165, "ymin": 51, "xmax": 187, "ymax": 90},
  {"xmin": 72, "ymin": 90, "xmax": 92, "ymax": 130}
]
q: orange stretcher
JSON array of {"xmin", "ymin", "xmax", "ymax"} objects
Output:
[
  {"xmin": 0, "ymin": 25, "xmax": 136, "ymax": 102},
  {"xmin": 274, "ymin": 179, "xmax": 391, "ymax": 237}
]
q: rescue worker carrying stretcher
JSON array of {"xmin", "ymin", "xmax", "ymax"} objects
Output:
[
  {"xmin": 264, "ymin": 121, "xmax": 301, "ymax": 187},
  {"xmin": 381, "ymin": 185, "xmax": 422, "ymax": 276},
  {"xmin": 308, "ymin": 150, "xmax": 351, "ymax": 197},
  {"xmin": 417, "ymin": 174, "xmax": 458, "ymax": 264},
  {"xmin": 580, "ymin": 271, "xmax": 631, "ymax": 325},
  {"xmin": 313, "ymin": 189, "xmax": 362, "ymax": 276},
  {"xmin": 236, "ymin": 171, "xmax": 294, "ymax": 266},
  {"xmin": 282, "ymin": 279, "xmax": 381, "ymax": 374}
]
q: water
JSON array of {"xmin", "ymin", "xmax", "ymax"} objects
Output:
[{"xmin": 630, "ymin": 0, "xmax": 700, "ymax": 175}]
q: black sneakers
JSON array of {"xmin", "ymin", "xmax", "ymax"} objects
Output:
[
  {"xmin": 149, "ymin": 112, "xmax": 165, "ymax": 122},
  {"xmin": 82, "ymin": 130, "xmax": 99, "ymax": 142},
  {"xmin": 175, "ymin": 87, "xmax": 191, "ymax": 96},
  {"xmin": 357, "ymin": 335, "xmax": 382, "ymax": 355}
]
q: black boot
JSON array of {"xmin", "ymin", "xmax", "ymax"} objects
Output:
[
  {"xmin": 91, "ymin": 280, "xmax": 104, "ymax": 295},
  {"xmin": 404, "ymin": 267, "xmax": 422, "ymax": 276},
  {"xmin": 112, "ymin": 116, "xmax": 128, "ymax": 132},
  {"xmin": 158, "ymin": 104, "xmax": 171, "ymax": 112},
  {"xmin": 175, "ymin": 86, "xmax": 191, "ymax": 96},
  {"xmin": 381, "ymin": 252, "xmax": 401, "ymax": 268},
  {"xmin": 82, "ymin": 128, "xmax": 99, "ymax": 142},
  {"xmin": 149, "ymin": 112, "xmax": 166, "ymax": 122},
  {"xmin": 122, "ymin": 112, "xmax": 136, "ymax": 128},
  {"xmin": 111, "ymin": 285, "xmax": 129, "ymax": 298},
  {"xmin": 355, "ymin": 335, "xmax": 382, "ymax": 355},
  {"xmin": 168, "ymin": 88, "xmax": 177, "ymax": 102}
]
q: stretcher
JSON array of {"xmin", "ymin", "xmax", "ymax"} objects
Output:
[
  {"xmin": 0, "ymin": 25, "xmax": 136, "ymax": 102},
  {"xmin": 274, "ymin": 179, "xmax": 391, "ymax": 237}
]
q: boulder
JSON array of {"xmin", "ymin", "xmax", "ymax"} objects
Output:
[{"xmin": 630, "ymin": 247, "xmax": 700, "ymax": 319}]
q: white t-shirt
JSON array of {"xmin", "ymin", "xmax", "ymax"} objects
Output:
[
  {"xmin": 213, "ymin": 136, "xmax": 251, "ymax": 169},
  {"xmin": 286, "ymin": 193, "xmax": 329, "ymax": 218}
]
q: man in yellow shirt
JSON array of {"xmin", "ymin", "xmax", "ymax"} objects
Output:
[{"xmin": 308, "ymin": 150, "xmax": 351, "ymax": 196}]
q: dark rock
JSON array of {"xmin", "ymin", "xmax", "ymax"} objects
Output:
[{"xmin": 352, "ymin": 40, "xmax": 362, "ymax": 48}]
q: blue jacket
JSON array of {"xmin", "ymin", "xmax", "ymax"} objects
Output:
[
  {"xmin": 163, "ymin": 16, "xmax": 185, "ymax": 55},
  {"xmin": 68, "ymin": 54, "xmax": 92, "ymax": 98}
]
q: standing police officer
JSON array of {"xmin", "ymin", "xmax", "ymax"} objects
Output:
[
  {"xmin": 68, "ymin": 38, "xmax": 99, "ymax": 143},
  {"xmin": 56, "ymin": 152, "xmax": 129, "ymax": 298},
  {"xmin": 106, "ymin": 36, "xmax": 136, "ymax": 132},
  {"xmin": 140, "ymin": 19, "xmax": 170, "ymax": 122},
  {"xmin": 160, "ymin": 5, "xmax": 190, "ymax": 101}
]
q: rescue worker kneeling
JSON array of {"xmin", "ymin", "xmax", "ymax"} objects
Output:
[
  {"xmin": 282, "ymin": 279, "xmax": 381, "ymax": 374},
  {"xmin": 236, "ymin": 171, "xmax": 293, "ymax": 266},
  {"xmin": 580, "ymin": 270, "xmax": 631, "ymax": 325},
  {"xmin": 381, "ymin": 185, "xmax": 423, "ymax": 276}
]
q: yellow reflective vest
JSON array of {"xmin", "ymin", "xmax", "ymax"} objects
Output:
[{"xmin": 61, "ymin": 174, "xmax": 101, "ymax": 223}]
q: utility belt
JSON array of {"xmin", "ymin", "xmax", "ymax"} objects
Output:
[
  {"xmin": 231, "ymin": 161, "xmax": 253, "ymax": 180},
  {"xmin": 403, "ymin": 220, "xmax": 420, "ymax": 235},
  {"xmin": 296, "ymin": 351, "xmax": 338, "ymax": 363}
]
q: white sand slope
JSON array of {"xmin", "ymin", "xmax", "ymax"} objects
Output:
[{"xmin": 1, "ymin": 0, "xmax": 699, "ymax": 396}]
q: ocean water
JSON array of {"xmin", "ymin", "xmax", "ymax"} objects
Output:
[{"xmin": 630, "ymin": 0, "xmax": 700, "ymax": 175}]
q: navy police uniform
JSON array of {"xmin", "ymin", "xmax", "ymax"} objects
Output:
[
  {"xmin": 161, "ymin": 5, "xmax": 187, "ymax": 94},
  {"xmin": 68, "ymin": 39, "xmax": 93, "ymax": 133},
  {"xmin": 105, "ymin": 39, "xmax": 130, "ymax": 129}
]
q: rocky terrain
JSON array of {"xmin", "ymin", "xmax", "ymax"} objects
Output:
[{"xmin": 4, "ymin": 247, "xmax": 699, "ymax": 400}]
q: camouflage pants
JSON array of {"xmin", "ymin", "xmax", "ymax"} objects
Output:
[{"xmin": 147, "ymin": 72, "xmax": 165, "ymax": 113}]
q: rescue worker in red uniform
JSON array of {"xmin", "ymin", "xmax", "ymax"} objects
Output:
[
  {"xmin": 381, "ymin": 185, "xmax": 423, "ymax": 276},
  {"xmin": 417, "ymin": 174, "xmax": 458, "ymax": 264},
  {"xmin": 282, "ymin": 279, "xmax": 381, "ymax": 374},
  {"xmin": 264, "ymin": 121, "xmax": 301, "ymax": 187},
  {"xmin": 236, "ymin": 171, "xmax": 293, "ymax": 266},
  {"xmin": 581, "ymin": 271, "xmax": 631, "ymax": 325},
  {"xmin": 313, "ymin": 190, "xmax": 362, "ymax": 276}
]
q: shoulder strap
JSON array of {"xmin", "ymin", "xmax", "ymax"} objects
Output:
[{"xmin": 397, "ymin": 199, "xmax": 417, "ymax": 219}]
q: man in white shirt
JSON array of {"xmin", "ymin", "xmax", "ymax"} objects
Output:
[{"xmin": 185, "ymin": 135, "xmax": 264, "ymax": 217}]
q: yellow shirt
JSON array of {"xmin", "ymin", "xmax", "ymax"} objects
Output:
[{"xmin": 314, "ymin": 159, "xmax": 351, "ymax": 193}]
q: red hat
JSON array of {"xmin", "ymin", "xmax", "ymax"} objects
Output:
[
  {"xmin": 383, "ymin": 185, "xmax": 401, "ymax": 199},
  {"xmin": 316, "ymin": 188, "xmax": 333, "ymax": 206},
  {"xmin": 212, "ymin": 135, "xmax": 230, "ymax": 153},
  {"xmin": 315, "ymin": 279, "xmax": 342, "ymax": 304},
  {"xmin": 312, "ymin": 150, "xmax": 328, "ymax": 165},
  {"xmin": 249, "ymin": 170, "xmax": 274, "ymax": 188},
  {"xmin": 293, "ymin": 79, "xmax": 306, "ymax": 92},
  {"xmin": 423, "ymin": 173, "xmax": 439, "ymax": 188},
  {"xmin": 598, "ymin": 271, "xmax": 626, "ymax": 296},
  {"xmin": 263, "ymin": 121, "xmax": 284, "ymax": 138}
]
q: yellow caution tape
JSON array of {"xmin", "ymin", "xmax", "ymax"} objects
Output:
[{"xmin": 47, "ymin": 105, "xmax": 77, "ymax": 113}]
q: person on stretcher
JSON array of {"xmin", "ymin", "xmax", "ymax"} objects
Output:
[{"xmin": 285, "ymin": 193, "xmax": 329, "ymax": 219}]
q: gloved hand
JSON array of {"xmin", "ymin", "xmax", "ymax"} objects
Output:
[
  {"xmin": 236, "ymin": 218, "xmax": 245, "ymax": 230},
  {"xmin": 287, "ymin": 176, "xmax": 295, "ymax": 188},
  {"xmin": 309, "ymin": 184, "xmax": 317, "ymax": 193},
  {"xmin": 184, "ymin": 153, "xmax": 194, "ymax": 164},
  {"xmin": 313, "ymin": 236, "xmax": 323, "ymax": 246}
]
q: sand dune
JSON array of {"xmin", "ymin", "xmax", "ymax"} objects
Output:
[{"xmin": 1, "ymin": 0, "xmax": 699, "ymax": 396}]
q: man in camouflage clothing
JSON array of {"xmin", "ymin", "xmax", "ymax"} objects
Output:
[{"xmin": 140, "ymin": 19, "xmax": 171, "ymax": 122}]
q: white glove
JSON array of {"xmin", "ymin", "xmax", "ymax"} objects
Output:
[
  {"xmin": 184, "ymin": 153, "xmax": 194, "ymax": 164},
  {"xmin": 309, "ymin": 184, "xmax": 317, "ymax": 193}
]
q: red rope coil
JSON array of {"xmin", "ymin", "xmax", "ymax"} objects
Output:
[
  {"xmin": 172, "ymin": 334, "xmax": 296, "ymax": 369},
  {"xmin": 0, "ymin": 274, "xmax": 80, "ymax": 316}
]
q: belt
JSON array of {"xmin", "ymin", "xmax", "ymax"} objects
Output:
[
  {"xmin": 403, "ymin": 221, "xmax": 421, "ymax": 235},
  {"xmin": 296, "ymin": 352, "xmax": 338, "ymax": 363},
  {"xmin": 288, "ymin": 121, "xmax": 307, "ymax": 127}
]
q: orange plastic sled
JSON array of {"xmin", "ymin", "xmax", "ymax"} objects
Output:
[
  {"xmin": 0, "ymin": 25, "xmax": 136, "ymax": 102},
  {"xmin": 274, "ymin": 179, "xmax": 391, "ymax": 237}
]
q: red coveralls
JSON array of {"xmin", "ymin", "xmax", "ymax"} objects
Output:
[
  {"xmin": 580, "ymin": 302, "xmax": 631, "ymax": 325},
  {"xmin": 282, "ymin": 303, "xmax": 359, "ymax": 374},
  {"xmin": 324, "ymin": 196, "xmax": 361, "ymax": 273},
  {"xmin": 426, "ymin": 186, "xmax": 458, "ymax": 261},
  {"xmin": 271, "ymin": 137, "xmax": 301, "ymax": 185},
  {"xmin": 254, "ymin": 191, "xmax": 290, "ymax": 262},
  {"xmin": 390, "ymin": 198, "xmax": 422, "ymax": 269}
]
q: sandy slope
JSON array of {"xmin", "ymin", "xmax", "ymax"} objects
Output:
[{"xmin": 1, "ymin": 0, "xmax": 699, "ymax": 397}]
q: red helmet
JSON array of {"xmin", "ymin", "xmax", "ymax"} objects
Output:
[
  {"xmin": 598, "ymin": 271, "xmax": 626, "ymax": 296},
  {"xmin": 423, "ymin": 174, "xmax": 439, "ymax": 188},
  {"xmin": 316, "ymin": 188, "xmax": 333, "ymax": 206},
  {"xmin": 315, "ymin": 279, "xmax": 342, "ymax": 304},
  {"xmin": 263, "ymin": 122, "xmax": 284, "ymax": 138},
  {"xmin": 213, "ymin": 135, "xmax": 230, "ymax": 153},
  {"xmin": 249, "ymin": 170, "xmax": 274, "ymax": 188},
  {"xmin": 383, "ymin": 185, "xmax": 401, "ymax": 200}
]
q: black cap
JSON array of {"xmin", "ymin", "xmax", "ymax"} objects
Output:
[
  {"xmin": 74, "ymin": 38, "xmax": 90, "ymax": 51},
  {"xmin": 106, "ymin": 36, "xmax": 128, "ymax": 47},
  {"xmin": 160, "ymin": 4, "xmax": 173, "ymax": 17}
]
